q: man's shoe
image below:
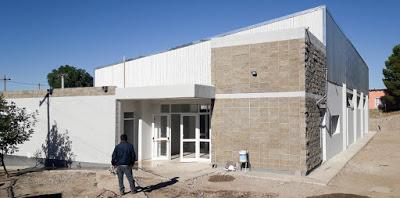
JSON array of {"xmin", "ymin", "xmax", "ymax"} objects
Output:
[{"xmin": 131, "ymin": 189, "xmax": 139, "ymax": 194}]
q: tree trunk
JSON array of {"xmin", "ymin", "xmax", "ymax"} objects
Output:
[{"xmin": 0, "ymin": 153, "xmax": 9, "ymax": 178}]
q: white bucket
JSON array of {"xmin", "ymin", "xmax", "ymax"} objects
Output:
[{"xmin": 239, "ymin": 150, "xmax": 247, "ymax": 162}]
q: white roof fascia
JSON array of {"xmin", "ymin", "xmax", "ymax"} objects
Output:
[{"xmin": 115, "ymin": 84, "xmax": 215, "ymax": 100}]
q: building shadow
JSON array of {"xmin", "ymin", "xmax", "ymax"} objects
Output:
[{"xmin": 139, "ymin": 177, "xmax": 179, "ymax": 193}]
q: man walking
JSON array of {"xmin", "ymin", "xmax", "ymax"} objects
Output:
[{"xmin": 112, "ymin": 134, "xmax": 137, "ymax": 195}]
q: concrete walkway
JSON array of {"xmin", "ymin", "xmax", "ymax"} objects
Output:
[
  {"xmin": 308, "ymin": 131, "xmax": 377, "ymax": 184},
  {"xmin": 138, "ymin": 159, "xmax": 216, "ymax": 181},
  {"xmin": 224, "ymin": 130, "xmax": 377, "ymax": 186}
]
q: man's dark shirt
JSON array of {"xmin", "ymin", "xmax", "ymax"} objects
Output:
[{"xmin": 112, "ymin": 141, "xmax": 136, "ymax": 166}]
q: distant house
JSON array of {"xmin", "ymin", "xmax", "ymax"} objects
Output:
[
  {"xmin": 4, "ymin": 5, "xmax": 369, "ymax": 175},
  {"xmin": 369, "ymin": 89, "xmax": 385, "ymax": 109}
]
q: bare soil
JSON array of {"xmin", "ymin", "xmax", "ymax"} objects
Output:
[
  {"xmin": 208, "ymin": 174, "xmax": 235, "ymax": 182},
  {"xmin": 0, "ymin": 113, "xmax": 399, "ymax": 197}
]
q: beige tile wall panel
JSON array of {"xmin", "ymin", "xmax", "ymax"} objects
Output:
[
  {"xmin": 210, "ymin": 37, "xmax": 313, "ymax": 174},
  {"xmin": 211, "ymin": 97, "xmax": 307, "ymax": 174},
  {"xmin": 211, "ymin": 38, "xmax": 305, "ymax": 94}
]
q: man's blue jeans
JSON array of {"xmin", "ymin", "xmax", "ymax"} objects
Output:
[{"xmin": 116, "ymin": 165, "xmax": 136, "ymax": 193}]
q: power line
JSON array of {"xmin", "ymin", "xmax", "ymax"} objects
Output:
[
  {"xmin": 8, "ymin": 80, "xmax": 49, "ymax": 90},
  {"xmin": 9, "ymin": 80, "xmax": 48, "ymax": 86}
]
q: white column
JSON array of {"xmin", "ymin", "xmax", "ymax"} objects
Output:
[
  {"xmin": 342, "ymin": 83, "xmax": 347, "ymax": 151},
  {"xmin": 115, "ymin": 100, "xmax": 122, "ymax": 145},
  {"xmin": 61, "ymin": 74, "xmax": 65, "ymax": 89},
  {"xmin": 365, "ymin": 96, "xmax": 369, "ymax": 135},
  {"xmin": 152, "ymin": 118, "xmax": 155, "ymax": 159},
  {"xmin": 322, "ymin": 113, "xmax": 327, "ymax": 161},
  {"xmin": 359, "ymin": 93, "xmax": 364, "ymax": 138},
  {"xmin": 353, "ymin": 89, "xmax": 357, "ymax": 143},
  {"xmin": 180, "ymin": 116, "xmax": 183, "ymax": 161},
  {"xmin": 138, "ymin": 119, "xmax": 143, "ymax": 161},
  {"xmin": 364, "ymin": 95, "xmax": 369, "ymax": 133}
]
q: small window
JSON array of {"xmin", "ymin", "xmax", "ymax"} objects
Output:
[
  {"xmin": 329, "ymin": 115, "xmax": 340, "ymax": 136},
  {"xmin": 346, "ymin": 93, "xmax": 353, "ymax": 108},
  {"xmin": 161, "ymin": 104, "xmax": 170, "ymax": 113},
  {"xmin": 363, "ymin": 98, "xmax": 367, "ymax": 108},
  {"xmin": 199, "ymin": 104, "xmax": 210, "ymax": 112},
  {"xmin": 124, "ymin": 112, "xmax": 134, "ymax": 119}
]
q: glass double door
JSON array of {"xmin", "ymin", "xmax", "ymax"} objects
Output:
[
  {"xmin": 180, "ymin": 114, "xmax": 210, "ymax": 162},
  {"xmin": 152, "ymin": 113, "xmax": 210, "ymax": 162}
]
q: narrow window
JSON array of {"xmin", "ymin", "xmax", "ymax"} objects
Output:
[{"xmin": 329, "ymin": 115, "xmax": 340, "ymax": 136}]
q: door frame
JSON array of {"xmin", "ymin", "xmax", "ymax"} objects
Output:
[
  {"xmin": 198, "ymin": 113, "xmax": 211, "ymax": 162},
  {"xmin": 152, "ymin": 114, "xmax": 171, "ymax": 160},
  {"xmin": 180, "ymin": 113, "xmax": 198, "ymax": 162},
  {"xmin": 180, "ymin": 113, "xmax": 211, "ymax": 162}
]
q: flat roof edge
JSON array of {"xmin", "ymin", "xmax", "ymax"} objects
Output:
[{"xmin": 2, "ymin": 86, "xmax": 116, "ymax": 99}]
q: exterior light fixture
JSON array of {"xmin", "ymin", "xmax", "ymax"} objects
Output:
[
  {"xmin": 251, "ymin": 70, "xmax": 257, "ymax": 77},
  {"xmin": 102, "ymin": 86, "xmax": 108, "ymax": 93}
]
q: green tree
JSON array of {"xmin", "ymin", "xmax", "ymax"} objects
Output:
[
  {"xmin": 0, "ymin": 95, "xmax": 37, "ymax": 177},
  {"xmin": 382, "ymin": 44, "xmax": 400, "ymax": 111},
  {"xmin": 47, "ymin": 65, "xmax": 93, "ymax": 88}
]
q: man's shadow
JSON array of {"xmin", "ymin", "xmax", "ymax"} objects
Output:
[{"xmin": 138, "ymin": 177, "xmax": 179, "ymax": 193}]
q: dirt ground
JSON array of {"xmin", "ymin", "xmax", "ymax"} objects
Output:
[{"xmin": 1, "ymin": 113, "xmax": 399, "ymax": 198}]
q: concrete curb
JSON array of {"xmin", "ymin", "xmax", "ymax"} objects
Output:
[
  {"xmin": 229, "ymin": 131, "xmax": 377, "ymax": 186},
  {"xmin": 307, "ymin": 131, "xmax": 377, "ymax": 185}
]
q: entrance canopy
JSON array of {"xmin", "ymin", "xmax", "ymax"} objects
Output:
[{"xmin": 116, "ymin": 84, "xmax": 215, "ymax": 100}]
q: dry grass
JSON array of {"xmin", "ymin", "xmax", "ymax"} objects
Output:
[{"xmin": 369, "ymin": 109, "xmax": 400, "ymax": 118}]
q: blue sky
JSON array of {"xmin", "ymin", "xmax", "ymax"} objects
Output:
[{"xmin": 0, "ymin": 0, "xmax": 399, "ymax": 91}]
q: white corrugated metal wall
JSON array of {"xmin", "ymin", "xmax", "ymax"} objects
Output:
[
  {"xmin": 95, "ymin": 41, "xmax": 211, "ymax": 87},
  {"xmin": 95, "ymin": 7, "xmax": 369, "ymax": 92},
  {"xmin": 221, "ymin": 8, "xmax": 324, "ymax": 43},
  {"xmin": 94, "ymin": 64, "xmax": 124, "ymax": 88},
  {"xmin": 125, "ymin": 41, "xmax": 211, "ymax": 87},
  {"xmin": 94, "ymin": 7, "xmax": 325, "ymax": 88}
]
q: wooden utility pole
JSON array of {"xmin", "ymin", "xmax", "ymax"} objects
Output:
[{"xmin": 1, "ymin": 75, "xmax": 11, "ymax": 92}]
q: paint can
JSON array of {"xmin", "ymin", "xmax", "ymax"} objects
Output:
[{"xmin": 239, "ymin": 150, "xmax": 247, "ymax": 162}]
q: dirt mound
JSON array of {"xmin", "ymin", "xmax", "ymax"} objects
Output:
[
  {"xmin": 208, "ymin": 175, "xmax": 235, "ymax": 182},
  {"xmin": 96, "ymin": 188, "xmax": 118, "ymax": 198},
  {"xmin": 308, "ymin": 193, "xmax": 369, "ymax": 198}
]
